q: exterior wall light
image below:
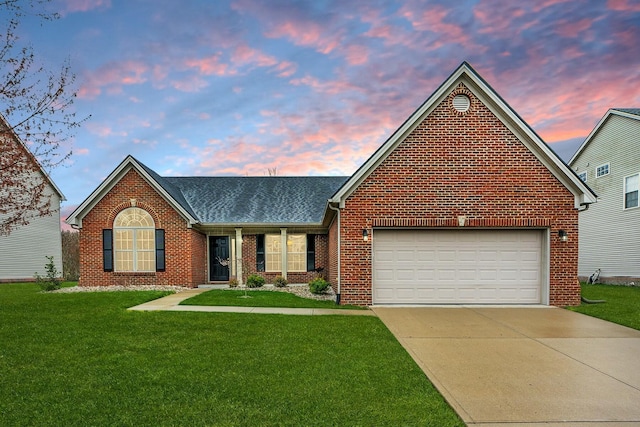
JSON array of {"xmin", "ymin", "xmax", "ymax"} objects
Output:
[
  {"xmin": 363, "ymin": 229, "xmax": 369, "ymax": 241},
  {"xmin": 558, "ymin": 230, "xmax": 568, "ymax": 242}
]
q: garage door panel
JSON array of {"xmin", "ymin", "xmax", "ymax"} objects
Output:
[{"xmin": 373, "ymin": 229, "xmax": 543, "ymax": 304}]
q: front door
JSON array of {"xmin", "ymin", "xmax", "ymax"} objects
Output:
[{"xmin": 209, "ymin": 236, "xmax": 230, "ymax": 281}]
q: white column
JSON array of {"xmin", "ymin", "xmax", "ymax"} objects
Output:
[
  {"xmin": 235, "ymin": 228, "xmax": 243, "ymax": 284},
  {"xmin": 280, "ymin": 228, "xmax": 287, "ymax": 280}
]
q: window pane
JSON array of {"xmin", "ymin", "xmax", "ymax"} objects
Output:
[
  {"xmin": 136, "ymin": 250, "xmax": 155, "ymax": 272},
  {"xmin": 626, "ymin": 191, "xmax": 639, "ymax": 209},
  {"xmin": 115, "ymin": 251, "xmax": 133, "ymax": 272},
  {"xmin": 287, "ymin": 234, "xmax": 306, "ymax": 272},
  {"xmin": 265, "ymin": 234, "xmax": 281, "ymax": 272},
  {"xmin": 625, "ymin": 175, "xmax": 639, "ymax": 209},
  {"xmin": 115, "ymin": 230, "xmax": 133, "ymax": 250},
  {"xmin": 136, "ymin": 229, "xmax": 154, "ymax": 250}
]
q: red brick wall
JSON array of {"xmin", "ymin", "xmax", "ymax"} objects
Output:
[
  {"xmin": 338, "ymin": 83, "xmax": 580, "ymax": 306},
  {"xmin": 79, "ymin": 168, "xmax": 206, "ymax": 288}
]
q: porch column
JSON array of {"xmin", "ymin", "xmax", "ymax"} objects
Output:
[
  {"xmin": 235, "ymin": 228, "xmax": 243, "ymax": 285},
  {"xmin": 280, "ymin": 228, "xmax": 287, "ymax": 280}
]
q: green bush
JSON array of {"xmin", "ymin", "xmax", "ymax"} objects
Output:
[
  {"xmin": 246, "ymin": 274, "xmax": 265, "ymax": 288},
  {"xmin": 34, "ymin": 256, "xmax": 62, "ymax": 291},
  {"xmin": 228, "ymin": 278, "xmax": 239, "ymax": 288},
  {"xmin": 309, "ymin": 277, "xmax": 330, "ymax": 295},
  {"xmin": 273, "ymin": 276, "xmax": 288, "ymax": 288}
]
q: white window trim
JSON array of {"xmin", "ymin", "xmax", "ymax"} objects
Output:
[
  {"xmin": 623, "ymin": 172, "xmax": 639, "ymax": 210},
  {"xmin": 596, "ymin": 162, "xmax": 610, "ymax": 178}
]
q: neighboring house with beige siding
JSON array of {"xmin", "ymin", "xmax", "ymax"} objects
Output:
[
  {"xmin": 569, "ymin": 108, "xmax": 640, "ymax": 283},
  {"xmin": 0, "ymin": 116, "xmax": 65, "ymax": 282}
]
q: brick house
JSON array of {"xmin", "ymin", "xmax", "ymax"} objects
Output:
[{"xmin": 66, "ymin": 62, "xmax": 595, "ymax": 306}]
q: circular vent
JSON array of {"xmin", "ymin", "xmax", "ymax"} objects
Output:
[{"xmin": 452, "ymin": 94, "xmax": 470, "ymax": 112}]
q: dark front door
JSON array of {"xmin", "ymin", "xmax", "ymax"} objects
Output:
[{"xmin": 209, "ymin": 236, "xmax": 230, "ymax": 281}]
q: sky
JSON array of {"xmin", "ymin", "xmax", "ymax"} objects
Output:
[{"xmin": 14, "ymin": 0, "xmax": 640, "ymax": 227}]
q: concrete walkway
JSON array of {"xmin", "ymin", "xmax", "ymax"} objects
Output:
[
  {"xmin": 128, "ymin": 288, "xmax": 375, "ymax": 316},
  {"xmin": 373, "ymin": 306, "xmax": 640, "ymax": 426}
]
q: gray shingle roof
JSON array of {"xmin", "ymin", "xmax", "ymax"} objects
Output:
[
  {"xmin": 164, "ymin": 176, "xmax": 349, "ymax": 224},
  {"xmin": 613, "ymin": 108, "xmax": 640, "ymax": 117}
]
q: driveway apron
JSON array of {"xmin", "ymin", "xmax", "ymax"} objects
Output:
[{"xmin": 372, "ymin": 306, "xmax": 640, "ymax": 426}]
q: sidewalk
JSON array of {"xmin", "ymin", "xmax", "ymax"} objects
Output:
[{"xmin": 128, "ymin": 288, "xmax": 375, "ymax": 316}]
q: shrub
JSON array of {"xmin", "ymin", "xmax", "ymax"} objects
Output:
[
  {"xmin": 246, "ymin": 274, "xmax": 265, "ymax": 288},
  {"xmin": 273, "ymin": 276, "xmax": 288, "ymax": 288},
  {"xmin": 229, "ymin": 278, "xmax": 239, "ymax": 288},
  {"xmin": 34, "ymin": 256, "xmax": 62, "ymax": 291},
  {"xmin": 309, "ymin": 277, "xmax": 330, "ymax": 295}
]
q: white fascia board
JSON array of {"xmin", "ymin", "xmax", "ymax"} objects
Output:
[
  {"xmin": 65, "ymin": 156, "xmax": 198, "ymax": 228},
  {"xmin": 467, "ymin": 77, "xmax": 597, "ymax": 208}
]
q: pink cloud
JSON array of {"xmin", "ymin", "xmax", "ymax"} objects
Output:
[
  {"xmin": 343, "ymin": 45, "xmax": 369, "ymax": 66},
  {"xmin": 78, "ymin": 60, "xmax": 149, "ymax": 100},
  {"xmin": 74, "ymin": 147, "xmax": 90, "ymax": 155},
  {"xmin": 555, "ymin": 18, "xmax": 593, "ymax": 38},
  {"xmin": 171, "ymin": 76, "xmax": 209, "ymax": 93},
  {"xmin": 184, "ymin": 54, "xmax": 234, "ymax": 76},
  {"xmin": 232, "ymin": 45, "xmax": 278, "ymax": 67},
  {"xmin": 265, "ymin": 20, "xmax": 342, "ymax": 54},
  {"xmin": 58, "ymin": 0, "xmax": 111, "ymax": 15},
  {"xmin": 289, "ymin": 75, "xmax": 362, "ymax": 95},
  {"xmin": 608, "ymin": 0, "xmax": 640, "ymax": 11},
  {"xmin": 274, "ymin": 61, "xmax": 297, "ymax": 77}
]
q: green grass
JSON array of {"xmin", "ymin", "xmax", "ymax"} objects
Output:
[
  {"xmin": 181, "ymin": 288, "xmax": 367, "ymax": 310},
  {"xmin": 0, "ymin": 283, "xmax": 462, "ymax": 426},
  {"xmin": 568, "ymin": 283, "xmax": 640, "ymax": 330}
]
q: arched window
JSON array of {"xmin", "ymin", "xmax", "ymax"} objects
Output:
[{"xmin": 114, "ymin": 208, "xmax": 155, "ymax": 272}]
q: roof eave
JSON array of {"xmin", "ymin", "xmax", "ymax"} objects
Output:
[
  {"xmin": 569, "ymin": 109, "xmax": 640, "ymax": 165},
  {"xmin": 65, "ymin": 156, "xmax": 199, "ymax": 228},
  {"xmin": 329, "ymin": 61, "xmax": 597, "ymax": 210}
]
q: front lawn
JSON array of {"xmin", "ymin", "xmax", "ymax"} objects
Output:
[
  {"xmin": 181, "ymin": 288, "xmax": 367, "ymax": 310},
  {"xmin": 568, "ymin": 283, "xmax": 640, "ymax": 330},
  {"xmin": 0, "ymin": 283, "xmax": 462, "ymax": 426}
]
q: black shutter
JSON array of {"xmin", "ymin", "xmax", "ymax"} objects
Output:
[
  {"xmin": 306, "ymin": 234, "xmax": 315, "ymax": 272},
  {"xmin": 256, "ymin": 234, "xmax": 265, "ymax": 272},
  {"xmin": 155, "ymin": 229, "xmax": 165, "ymax": 272},
  {"xmin": 103, "ymin": 229, "xmax": 113, "ymax": 272}
]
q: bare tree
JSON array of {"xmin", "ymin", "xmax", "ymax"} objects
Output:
[
  {"xmin": 0, "ymin": 0, "xmax": 88, "ymax": 235},
  {"xmin": 267, "ymin": 167, "xmax": 277, "ymax": 176},
  {"xmin": 61, "ymin": 230, "xmax": 79, "ymax": 280}
]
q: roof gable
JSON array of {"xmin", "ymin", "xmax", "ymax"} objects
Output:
[
  {"xmin": 0, "ymin": 114, "xmax": 65, "ymax": 200},
  {"xmin": 66, "ymin": 155, "xmax": 348, "ymax": 228},
  {"xmin": 329, "ymin": 62, "xmax": 596, "ymax": 209},
  {"xmin": 65, "ymin": 156, "xmax": 199, "ymax": 228},
  {"xmin": 569, "ymin": 108, "xmax": 640, "ymax": 165}
]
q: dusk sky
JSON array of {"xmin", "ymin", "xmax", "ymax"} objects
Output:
[{"xmin": 16, "ymin": 0, "xmax": 640, "ymax": 224}]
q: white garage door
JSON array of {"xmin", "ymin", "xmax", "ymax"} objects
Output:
[{"xmin": 373, "ymin": 229, "xmax": 544, "ymax": 304}]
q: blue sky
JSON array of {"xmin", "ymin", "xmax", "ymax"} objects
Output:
[{"xmin": 15, "ymin": 0, "xmax": 640, "ymax": 225}]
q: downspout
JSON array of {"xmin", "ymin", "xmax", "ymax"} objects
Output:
[{"xmin": 328, "ymin": 203, "xmax": 341, "ymax": 305}]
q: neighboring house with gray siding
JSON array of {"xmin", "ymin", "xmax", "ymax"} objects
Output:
[
  {"xmin": 0, "ymin": 116, "xmax": 65, "ymax": 282},
  {"xmin": 569, "ymin": 108, "xmax": 640, "ymax": 283}
]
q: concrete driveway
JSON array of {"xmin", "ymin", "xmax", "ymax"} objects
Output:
[{"xmin": 372, "ymin": 306, "xmax": 640, "ymax": 426}]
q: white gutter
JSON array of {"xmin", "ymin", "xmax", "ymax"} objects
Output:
[{"xmin": 327, "ymin": 203, "xmax": 341, "ymax": 303}]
